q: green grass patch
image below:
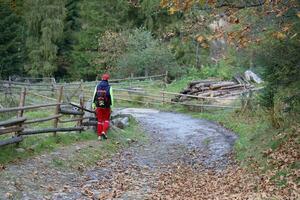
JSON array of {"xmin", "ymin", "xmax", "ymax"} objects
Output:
[
  {"xmin": 189, "ymin": 110, "xmax": 274, "ymax": 166},
  {"xmin": 0, "ymin": 130, "xmax": 97, "ymax": 164},
  {"xmin": 0, "ymin": 113, "xmax": 147, "ymax": 169}
]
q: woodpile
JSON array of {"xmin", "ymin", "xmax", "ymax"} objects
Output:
[{"xmin": 172, "ymin": 79, "xmax": 254, "ymax": 102}]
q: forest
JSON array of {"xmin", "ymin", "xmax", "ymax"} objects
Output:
[
  {"xmin": 0, "ymin": 0, "xmax": 300, "ymax": 199},
  {"xmin": 1, "ymin": 0, "xmax": 299, "ymax": 122}
]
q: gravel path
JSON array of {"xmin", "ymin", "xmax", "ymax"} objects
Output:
[{"xmin": 0, "ymin": 108, "xmax": 237, "ymax": 199}]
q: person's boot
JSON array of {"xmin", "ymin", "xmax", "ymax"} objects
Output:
[
  {"xmin": 101, "ymin": 132, "xmax": 108, "ymax": 140},
  {"xmin": 98, "ymin": 136, "xmax": 101, "ymax": 141}
]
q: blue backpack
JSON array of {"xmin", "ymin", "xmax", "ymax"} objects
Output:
[{"xmin": 95, "ymin": 81, "xmax": 111, "ymax": 108}]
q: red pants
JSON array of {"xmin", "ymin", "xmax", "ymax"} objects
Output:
[{"xmin": 95, "ymin": 108, "xmax": 111, "ymax": 136}]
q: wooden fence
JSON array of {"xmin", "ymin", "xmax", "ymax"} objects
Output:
[
  {"xmin": 0, "ymin": 72, "xmax": 259, "ymax": 148},
  {"xmin": 0, "ymin": 73, "xmax": 167, "ymax": 148},
  {"xmin": 0, "ymin": 86, "xmax": 96, "ymax": 147}
]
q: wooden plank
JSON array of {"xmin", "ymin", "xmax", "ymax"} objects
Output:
[
  {"xmin": 0, "ymin": 117, "xmax": 26, "ymax": 127},
  {"xmin": 22, "ymin": 127, "xmax": 84, "ymax": 135},
  {"xmin": 0, "ymin": 103, "xmax": 60, "ymax": 113},
  {"xmin": 0, "ymin": 136, "xmax": 23, "ymax": 147},
  {"xmin": 24, "ymin": 114, "xmax": 62, "ymax": 124},
  {"xmin": 0, "ymin": 126, "xmax": 24, "ymax": 135}
]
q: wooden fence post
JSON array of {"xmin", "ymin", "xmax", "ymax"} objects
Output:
[
  {"xmin": 16, "ymin": 87, "xmax": 26, "ymax": 145},
  {"xmin": 78, "ymin": 89, "xmax": 84, "ymax": 133},
  {"xmin": 17, "ymin": 88, "xmax": 26, "ymax": 118},
  {"xmin": 130, "ymin": 73, "xmax": 134, "ymax": 88},
  {"xmin": 53, "ymin": 86, "xmax": 63, "ymax": 136},
  {"xmin": 8, "ymin": 76, "xmax": 12, "ymax": 95},
  {"xmin": 164, "ymin": 71, "xmax": 168, "ymax": 88},
  {"xmin": 51, "ymin": 78, "xmax": 56, "ymax": 97}
]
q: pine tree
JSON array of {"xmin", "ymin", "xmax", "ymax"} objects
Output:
[
  {"xmin": 56, "ymin": 0, "xmax": 81, "ymax": 79},
  {"xmin": 24, "ymin": 0, "xmax": 66, "ymax": 77},
  {"xmin": 0, "ymin": 1, "xmax": 25, "ymax": 79},
  {"xmin": 69, "ymin": 0, "xmax": 132, "ymax": 80}
]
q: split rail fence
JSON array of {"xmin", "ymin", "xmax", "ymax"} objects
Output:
[
  {"xmin": 0, "ymin": 73, "xmax": 167, "ymax": 148},
  {"xmin": 0, "ymin": 86, "xmax": 97, "ymax": 147},
  {"xmin": 0, "ymin": 72, "xmax": 258, "ymax": 148}
]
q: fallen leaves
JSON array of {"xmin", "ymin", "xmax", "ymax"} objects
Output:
[
  {"xmin": 147, "ymin": 164, "xmax": 299, "ymax": 200},
  {"xmin": 273, "ymin": 32, "xmax": 287, "ymax": 40},
  {"xmin": 146, "ymin": 126, "xmax": 300, "ymax": 200}
]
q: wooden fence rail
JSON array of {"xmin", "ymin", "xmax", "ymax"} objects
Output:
[
  {"xmin": 0, "ymin": 86, "xmax": 90, "ymax": 148},
  {"xmin": 0, "ymin": 103, "xmax": 60, "ymax": 113}
]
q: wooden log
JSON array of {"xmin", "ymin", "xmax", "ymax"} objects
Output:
[
  {"xmin": 197, "ymin": 90, "xmax": 230, "ymax": 97},
  {"xmin": 0, "ymin": 126, "xmax": 24, "ymax": 135},
  {"xmin": 22, "ymin": 127, "xmax": 84, "ymax": 135},
  {"xmin": 219, "ymin": 84, "xmax": 247, "ymax": 90},
  {"xmin": 0, "ymin": 136, "xmax": 23, "ymax": 147},
  {"xmin": 209, "ymin": 81, "xmax": 236, "ymax": 90},
  {"xmin": 193, "ymin": 82, "xmax": 212, "ymax": 89},
  {"xmin": 0, "ymin": 117, "xmax": 26, "ymax": 127},
  {"xmin": 188, "ymin": 79, "xmax": 220, "ymax": 87},
  {"xmin": 25, "ymin": 114, "xmax": 62, "ymax": 124},
  {"xmin": 69, "ymin": 102, "xmax": 95, "ymax": 114},
  {"xmin": 59, "ymin": 108, "xmax": 84, "ymax": 115},
  {"xmin": 0, "ymin": 103, "xmax": 60, "ymax": 113}
]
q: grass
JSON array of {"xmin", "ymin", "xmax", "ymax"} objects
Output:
[
  {"xmin": 0, "ymin": 108, "xmax": 147, "ymax": 165},
  {"xmin": 0, "ymin": 130, "xmax": 97, "ymax": 164},
  {"xmin": 189, "ymin": 110, "xmax": 275, "ymax": 166}
]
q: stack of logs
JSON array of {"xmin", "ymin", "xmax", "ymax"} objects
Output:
[{"xmin": 172, "ymin": 79, "xmax": 254, "ymax": 102}]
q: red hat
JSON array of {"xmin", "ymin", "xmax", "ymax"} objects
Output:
[{"xmin": 102, "ymin": 73, "xmax": 110, "ymax": 80}]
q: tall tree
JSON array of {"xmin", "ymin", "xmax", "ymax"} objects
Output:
[
  {"xmin": 0, "ymin": 0, "xmax": 25, "ymax": 79},
  {"xmin": 24, "ymin": 0, "xmax": 65, "ymax": 77},
  {"xmin": 69, "ymin": 0, "xmax": 132, "ymax": 80},
  {"xmin": 56, "ymin": 0, "xmax": 81, "ymax": 79}
]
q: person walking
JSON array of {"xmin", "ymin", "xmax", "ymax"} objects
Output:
[{"xmin": 92, "ymin": 74, "xmax": 114, "ymax": 140}]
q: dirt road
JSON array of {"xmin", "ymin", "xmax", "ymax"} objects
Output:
[{"xmin": 0, "ymin": 108, "xmax": 237, "ymax": 199}]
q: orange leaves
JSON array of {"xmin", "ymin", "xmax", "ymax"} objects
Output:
[
  {"xmin": 160, "ymin": 0, "xmax": 196, "ymax": 14},
  {"xmin": 273, "ymin": 32, "xmax": 286, "ymax": 40},
  {"xmin": 147, "ymin": 127, "xmax": 300, "ymax": 200},
  {"xmin": 228, "ymin": 15, "xmax": 240, "ymax": 24},
  {"xmin": 196, "ymin": 35, "xmax": 205, "ymax": 43},
  {"xmin": 201, "ymin": 43, "xmax": 209, "ymax": 48},
  {"xmin": 195, "ymin": 35, "xmax": 211, "ymax": 48}
]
